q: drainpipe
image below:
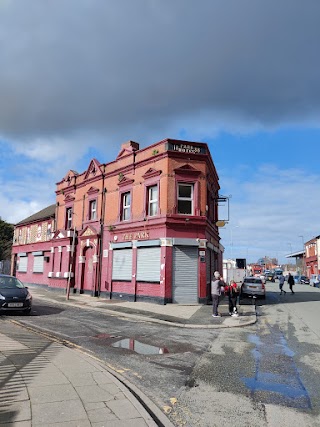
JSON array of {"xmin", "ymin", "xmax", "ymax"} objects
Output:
[{"xmin": 96, "ymin": 167, "xmax": 107, "ymax": 297}]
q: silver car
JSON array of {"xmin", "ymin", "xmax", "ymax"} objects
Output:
[{"xmin": 241, "ymin": 277, "xmax": 266, "ymax": 299}]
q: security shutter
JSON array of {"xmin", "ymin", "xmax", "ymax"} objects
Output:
[
  {"xmin": 18, "ymin": 256, "xmax": 28, "ymax": 272},
  {"xmin": 112, "ymin": 249, "xmax": 132, "ymax": 280},
  {"xmin": 33, "ymin": 256, "xmax": 44, "ymax": 273},
  {"xmin": 172, "ymin": 246, "xmax": 198, "ymax": 303},
  {"xmin": 136, "ymin": 247, "xmax": 161, "ymax": 282}
]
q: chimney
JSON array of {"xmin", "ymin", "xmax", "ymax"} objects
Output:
[{"xmin": 120, "ymin": 140, "xmax": 139, "ymax": 152}]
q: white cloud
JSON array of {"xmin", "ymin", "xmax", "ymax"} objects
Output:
[{"xmin": 219, "ymin": 165, "xmax": 320, "ymax": 263}]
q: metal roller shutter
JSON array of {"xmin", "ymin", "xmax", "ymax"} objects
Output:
[
  {"xmin": 172, "ymin": 246, "xmax": 198, "ymax": 303},
  {"xmin": 136, "ymin": 247, "xmax": 161, "ymax": 282},
  {"xmin": 33, "ymin": 256, "xmax": 44, "ymax": 273},
  {"xmin": 112, "ymin": 249, "xmax": 132, "ymax": 281},
  {"xmin": 18, "ymin": 257, "xmax": 28, "ymax": 272}
]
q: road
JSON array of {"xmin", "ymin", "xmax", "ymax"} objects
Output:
[{"xmin": 2, "ymin": 281, "xmax": 320, "ymax": 426}]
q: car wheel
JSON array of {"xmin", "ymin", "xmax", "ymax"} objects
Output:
[{"xmin": 23, "ymin": 308, "xmax": 31, "ymax": 316}]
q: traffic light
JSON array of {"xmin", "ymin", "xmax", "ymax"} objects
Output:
[{"xmin": 236, "ymin": 258, "xmax": 246, "ymax": 269}]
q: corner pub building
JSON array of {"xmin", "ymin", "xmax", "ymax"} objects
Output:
[{"xmin": 11, "ymin": 139, "xmax": 224, "ymax": 304}]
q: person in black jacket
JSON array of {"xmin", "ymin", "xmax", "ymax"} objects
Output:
[
  {"xmin": 288, "ymin": 273, "xmax": 295, "ymax": 294},
  {"xmin": 224, "ymin": 280, "xmax": 239, "ymax": 316}
]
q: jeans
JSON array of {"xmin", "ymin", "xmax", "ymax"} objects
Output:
[
  {"xmin": 212, "ymin": 294, "xmax": 220, "ymax": 315},
  {"xmin": 228, "ymin": 296, "xmax": 238, "ymax": 313}
]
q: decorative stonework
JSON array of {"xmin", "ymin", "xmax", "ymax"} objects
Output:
[
  {"xmin": 142, "ymin": 168, "xmax": 162, "ymax": 180},
  {"xmin": 83, "ymin": 228, "xmax": 94, "ymax": 237}
]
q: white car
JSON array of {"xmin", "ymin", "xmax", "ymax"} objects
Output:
[{"xmin": 241, "ymin": 277, "xmax": 266, "ymax": 299}]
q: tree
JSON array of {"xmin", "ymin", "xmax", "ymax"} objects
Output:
[{"xmin": 0, "ymin": 218, "xmax": 14, "ymax": 260}]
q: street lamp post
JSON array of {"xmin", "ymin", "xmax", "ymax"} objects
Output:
[{"xmin": 299, "ymin": 235, "xmax": 305, "ymax": 275}]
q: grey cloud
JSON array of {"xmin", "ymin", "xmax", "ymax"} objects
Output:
[{"xmin": 0, "ymin": 0, "xmax": 319, "ymax": 142}]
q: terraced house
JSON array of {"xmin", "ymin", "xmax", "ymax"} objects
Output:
[{"xmin": 11, "ymin": 139, "xmax": 224, "ymax": 304}]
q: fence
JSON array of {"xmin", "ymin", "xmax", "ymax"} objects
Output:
[{"xmin": 0, "ymin": 260, "xmax": 11, "ymax": 275}]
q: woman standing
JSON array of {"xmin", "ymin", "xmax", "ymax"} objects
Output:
[{"xmin": 225, "ymin": 280, "xmax": 239, "ymax": 316}]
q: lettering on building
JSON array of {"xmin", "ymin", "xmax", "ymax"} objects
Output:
[
  {"xmin": 123, "ymin": 231, "xmax": 149, "ymax": 240},
  {"xmin": 168, "ymin": 143, "xmax": 205, "ymax": 154}
]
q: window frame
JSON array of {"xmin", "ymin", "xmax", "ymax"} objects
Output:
[
  {"xmin": 89, "ymin": 199, "xmax": 97, "ymax": 221},
  {"xmin": 177, "ymin": 182, "xmax": 194, "ymax": 215},
  {"xmin": 146, "ymin": 184, "xmax": 158, "ymax": 217},
  {"xmin": 65, "ymin": 207, "xmax": 73, "ymax": 229},
  {"xmin": 121, "ymin": 191, "xmax": 131, "ymax": 221}
]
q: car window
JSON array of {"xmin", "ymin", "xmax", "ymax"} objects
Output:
[
  {"xmin": 0, "ymin": 277, "xmax": 25, "ymax": 289},
  {"xmin": 244, "ymin": 278, "xmax": 262, "ymax": 284}
]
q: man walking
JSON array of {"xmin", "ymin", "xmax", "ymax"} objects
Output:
[
  {"xmin": 211, "ymin": 271, "xmax": 226, "ymax": 318},
  {"xmin": 279, "ymin": 275, "xmax": 286, "ymax": 295},
  {"xmin": 288, "ymin": 272, "xmax": 295, "ymax": 294}
]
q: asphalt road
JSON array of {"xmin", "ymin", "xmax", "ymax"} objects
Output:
[{"xmin": 2, "ymin": 281, "xmax": 320, "ymax": 427}]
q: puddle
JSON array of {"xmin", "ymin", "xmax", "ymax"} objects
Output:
[
  {"xmin": 111, "ymin": 338, "xmax": 169, "ymax": 355},
  {"xmin": 242, "ymin": 330, "xmax": 311, "ymax": 409}
]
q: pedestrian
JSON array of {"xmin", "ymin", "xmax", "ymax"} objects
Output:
[
  {"xmin": 288, "ymin": 272, "xmax": 295, "ymax": 294},
  {"xmin": 211, "ymin": 271, "xmax": 226, "ymax": 318},
  {"xmin": 225, "ymin": 280, "xmax": 239, "ymax": 317},
  {"xmin": 279, "ymin": 275, "xmax": 286, "ymax": 295}
]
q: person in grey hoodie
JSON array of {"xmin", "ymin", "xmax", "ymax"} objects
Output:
[{"xmin": 211, "ymin": 271, "xmax": 226, "ymax": 317}]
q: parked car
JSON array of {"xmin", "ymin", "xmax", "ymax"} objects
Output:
[
  {"xmin": 299, "ymin": 275, "xmax": 310, "ymax": 285},
  {"xmin": 0, "ymin": 274, "xmax": 32, "ymax": 315},
  {"xmin": 240, "ymin": 277, "xmax": 266, "ymax": 299},
  {"xmin": 310, "ymin": 274, "xmax": 320, "ymax": 288}
]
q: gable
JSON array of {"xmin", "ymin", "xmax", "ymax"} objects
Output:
[
  {"xmin": 62, "ymin": 170, "xmax": 79, "ymax": 185},
  {"xmin": 79, "ymin": 225, "xmax": 99, "ymax": 237},
  {"xmin": 84, "ymin": 158, "xmax": 102, "ymax": 180}
]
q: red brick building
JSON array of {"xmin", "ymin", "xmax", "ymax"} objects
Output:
[
  {"xmin": 12, "ymin": 139, "xmax": 224, "ymax": 304},
  {"xmin": 305, "ymin": 236, "xmax": 320, "ymax": 276}
]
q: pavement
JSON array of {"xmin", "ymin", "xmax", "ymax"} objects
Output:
[{"xmin": 0, "ymin": 286, "xmax": 256, "ymax": 427}]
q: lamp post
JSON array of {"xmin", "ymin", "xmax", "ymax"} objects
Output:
[
  {"xmin": 299, "ymin": 235, "xmax": 305, "ymax": 275},
  {"xmin": 66, "ymin": 211, "xmax": 77, "ymax": 300}
]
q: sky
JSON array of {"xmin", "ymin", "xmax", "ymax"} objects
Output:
[{"xmin": 1, "ymin": 0, "xmax": 320, "ymax": 265}]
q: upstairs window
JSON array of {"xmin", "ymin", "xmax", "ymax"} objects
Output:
[
  {"xmin": 66, "ymin": 207, "xmax": 72, "ymax": 229},
  {"xmin": 121, "ymin": 192, "xmax": 131, "ymax": 221},
  {"xmin": 147, "ymin": 185, "xmax": 158, "ymax": 217},
  {"xmin": 177, "ymin": 183, "xmax": 193, "ymax": 215},
  {"xmin": 89, "ymin": 199, "xmax": 97, "ymax": 220}
]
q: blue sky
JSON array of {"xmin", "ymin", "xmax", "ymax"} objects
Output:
[{"xmin": 0, "ymin": 1, "xmax": 319, "ymax": 265}]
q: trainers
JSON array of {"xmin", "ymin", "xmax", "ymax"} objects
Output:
[
  {"xmin": 231, "ymin": 313, "xmax": 239, "ymax": 317},
  {"xmin": 212, "ymin": 314, "xmax": 221, "ymax": 318},
  {"xmin": 229, "ymin": 312, "xmax": 232, "ymax": 316}
]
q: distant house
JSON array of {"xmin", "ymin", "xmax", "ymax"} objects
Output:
[
  {"xmin": 305, "ymin": 236, "xmax": 320, "ymax": 276},
  {"xmin": 12, "ymin": 138, "xmax": 224, "ymax": 304}
]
